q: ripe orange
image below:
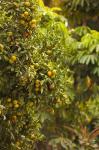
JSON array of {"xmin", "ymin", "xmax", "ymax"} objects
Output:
[{"xmin": 47, "ymin": 71, "xmax": 53, "ymax": 77}]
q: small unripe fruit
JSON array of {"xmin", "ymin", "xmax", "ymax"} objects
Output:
[
  {"xmin": 21, "ymin": 13, "xmax": 25, "ymax": 18},
  {"xmin": 10, "ymin": 55, "xmax": 17, "ymax": 63},
  {"xmin": 16, "ymin": 141, "xmax": 20, "ymax": 146},
  {"xmin": 35, "ymin": 80, "xmax": 40, "ymax": 84},
  {"xmin": 46, "ymin": 50, "xmax": 52, "ymax": 55},
  {"xmin": 24, "ymin": 2, "xmax": 31, "ymax": 7},
  {"xmin": 14, "ymin": 104, "xmax": 20, "ymax": 108},
  {"xmin": 24, "ymin": 11, "xmax": 29, "ymax": 16},
  {"xmin": 7, "ymin": 98, "xmax": 11, "ymax": 103},
  {"xmin": 13, "ymin": 100, "xmax": 18, "ymax": 105},
  {"xmin": 30, "ymin": 19, "xmax": 36, "ymax": 24},
  {"xmin": 30, "ymin": 23, "xmax": 36, "ymax": 29},
  {"xmin": 20, "ymin": 20, "xmax": 25, "ymax": 25}
]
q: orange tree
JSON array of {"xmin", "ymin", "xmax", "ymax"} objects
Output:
[
  {"xmin": 0, "ymin": 0, "xmax": 99, "ymax": 150},
  {"xmin": 0, "ymin": 0, "xmax": 72, "ymax": 149}
]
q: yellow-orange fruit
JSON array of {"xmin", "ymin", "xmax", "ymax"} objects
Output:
[
  {"xmin": 10, "ymin": 55, "xmax": 17, "ymax": 62},
  {"xmin": 47, "ymin": 71, "xmax": 53, "ymax": 77}
]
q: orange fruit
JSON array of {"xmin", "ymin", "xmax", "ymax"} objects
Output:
[
  {"xmin": 35, "ymin": 80, "xmax": 40, "ymax": 84},
  {"xmin": 14, "ymin": 104, "xmax": 20, "ymax": 108},
  {"xmin": 24, "ymin": 11, "xmax": 29, "ymax": 17},
  {"xmin": 46, "ymin": 50, "xmax": 52, "ymax": 55},
  {"xmin": 47, "ymin": 71, "xmax": 53, "ymax": 77},
  {"xmin": 30, "ymin": 19, "xmax": 36, "ymax": 25},
  {"xmin": 30, "ymin": 23, "xmax": 36, "ymax": 29},
  {"xmin": 10, "ymin": 55, "xmax": 17, "ymax": 62},
  {"xmin": 52, "ymin": 70, "xmax": 56, "ymax": 76}
]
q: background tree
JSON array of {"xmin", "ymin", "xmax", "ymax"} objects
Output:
[{"xmin": 43, "ymin": 0, "xmax": 99, "ymax": 30}]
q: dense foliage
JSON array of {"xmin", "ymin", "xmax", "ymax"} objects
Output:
[
  {"xmin": 43, "ymin": 0, "xmax": 99, "ymax": 29},
  {"xmin": 0, "ymin": 0, "xmax": 99, "ymax": 150},
  {"xmin": 61, "ymin": 0, "xmax": 99, "ymax": 28}
]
